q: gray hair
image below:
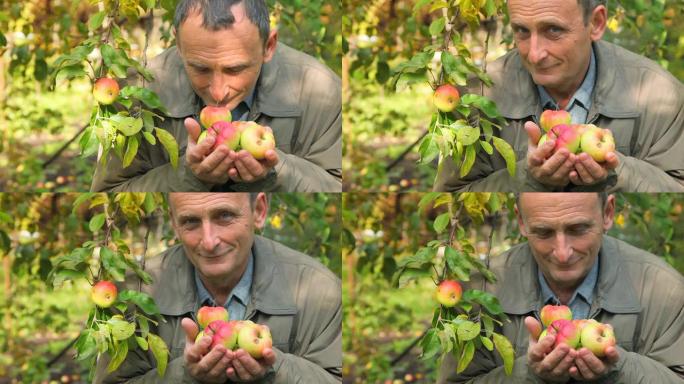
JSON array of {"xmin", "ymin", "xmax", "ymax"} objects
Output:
[
  {"xmin": 173, "ymin": 0, "xmax": 271, "ymax": 45},
  {"xmin": 578, "ymin": 0, "xmax": 607, "ymax": 24}
]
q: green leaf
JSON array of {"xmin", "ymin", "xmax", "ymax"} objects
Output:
[
  {"xmin": 433, "ymin": 212, "xmax": 450, "ymax": 233},
  {"xmin": 376, "ymin": 60, "xmax": 390, "ymax": 84},
  {"xmin": 429, "ymin": 17, "xmax": 446, "ymax": 36},
  {"xmin": 34, "ymin": 59, "xmax": 48, "ymax": 81},
  {"xmin": 480, "ymin": 335, "xmax": 494, "ymax": 351},
  {"xmin": 123, "ymin": 135, "xmax": 139, "ymax": 167},
  {"xmin": 398, "ymin": 247, "xmax": 436, "ymax": 269},
  {"xmin": 457, "ymin": 321, "xmax": 481, "ymax": 342},
  {"xmin": 138, "ymin": 316, "xmax": 150, "ymax": 338},
  {"xmin": 441, "ymin": 51, "xmax": 461, "ymax": 79},
  {"xmin": 420, "ymin": 328, "xmax": 441, "ymax": 360},
  {"xmin": 74, "ymin": 329, "xmax": 98, "ymax": 360},
  {"xmin": 119, "ymin": 86, "xmax": 166, "ymax": 112},
  {"xmin": 107, "ymin": 340, "xmax": 129, "ymax": 373},
  {"xmin": 480, "ymin": 140, "xmax": 493, "ymax": 155},
  {"xmin": 482, "ymin": 314, "xmax": 494, "ymax": 337},
  {"xmin": 463, "ymin": 290, "xmax": 504, "ymax": 315},
  {"xmin": 154, "ymin": 128, "xmax": 179, "ymax": 169},
  {"xmin": 119, "ymin": 290, "xmax": 161, "ymax": 316},
  {"xmin": 136, "ymin": 336, "xmax": 149, "ymax": 351},
  {"xmin": 456, "ymin": 124, "xmax": 480, "ymax": 146},
  {"xmin": 148, "ymin": 333, "xmax": 169, "ymax": 378},
  {"xmin": 493, "ymin": 332, "xmax": 515, "ymax": 375},
  {"xmin": 100, "ymin": 247, "xmax": 127, "ymax": 282},
  {"xmin": 418, "ymin": 192, "xmax": 441, "ymax": 211},
  {"xmin": 418, "ymin": 132, "xmax": 440, "ymax": 163},
  {"xmin": 72, "ymin": 193, "xmax": 95, "ymax": 215},
  {"xmin": 88, "ymin": 11, "xmax": 106, "ymax": 31},
  {"xmin": 108, "ymin": 318, "xmax": 136, "ymax": 341},
  {"xmin": 142, "ymin": 131, "xmax": 156, "ymax": 145},
  {"xmin": 444, "ymin": 247, "xmax": 470, "ymax": 282},
  {"xmin": 456, "ymin": 340, "xmax": 475, "ymax": 373},
  {"xmin": 460, "ymin": 145, "xmax": 476, "ymax": 178},
  {"xmin": 492, "ymin": 137, "xmax": 516, "ymax": 176},
  {"xmin": 396, "ymin": 267, "xmax": 431, "ymax": 288},
  {"xmin": 110, "ymin": 115, "xmax": 143, "ymax": 136},
  {"xmin": 89, "ymin": 213, "xmax": 106, "ymax": 232}
]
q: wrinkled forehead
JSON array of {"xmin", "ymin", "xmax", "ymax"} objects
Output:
[
  {"xmin": 518, "ymin": 193, "xmax": 603, "ymax": 218},
  {"xmin": 168, "ymin": 193, "xmax": 251, "ymax": 213}
]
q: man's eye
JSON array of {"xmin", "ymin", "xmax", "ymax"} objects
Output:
[
  {"xmin": 513, "ymin": 26, "xmax": 530, "ymax": 36},
  {"xmin": 181, "ymin": 218, "xmax": 200, "ymax": 227},
  {"xmin": 217, "ymin": 212, "xmax": 235, "ymax": 222},
  {"xmin": 568, "ymin": 226, "xmax": 590, "ymax": 236},
  {"xmin": 534, "ymin": 230, "xmax": 553, "ymax": 239}
]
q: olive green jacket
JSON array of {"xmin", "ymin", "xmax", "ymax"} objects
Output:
[
  {"xmin": 438, "ymin": 236, "xmax": 684, "ymax": 383},
  {"xmin": 93, "ymin": 235, "xmax": 342, "ymax": 383},
  {"xmin": 91, "ymin": 43, "xmax": 342, "ymax": 192},
  {"xmin": 434, "ymin": 41, "xmax": 684, "ymax": 192}
]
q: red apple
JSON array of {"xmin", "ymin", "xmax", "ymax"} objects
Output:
[
  {"xmin": 237, "ymin": 321, "xmax": 273, "ymax": 358},
  {"xmin": 580, "ymin": 125, "xmax": 615, "ymax": 162},
  {"xmin": 548, "ymin": 124, "xmax": 582, "ymax": 154},
  {"xmin": 547, "ymin": 319, "xmax": 580, "ymax": 349},
  {"xmin": 540, "ymin": 304, "xmax": 572, "ymax": 327},
  {"xmin": 197, "ymin": 306, "xmax": 229, "ymax": 329},
  {"xmin": 539, "ymin": 109, "xmax": 571, "ymax": 133},
  {"xmin": 208, "ymin": 320, "xmax": 240, "ymax": 350},
  {"xmin": 92, "ymin": 77, "xmax": 120, "ymax": 105},
  {"xmin": 435, "ymin": 280, "xmax": 462, "ymax": 307},
  {"xmin": 91, "ymin": 280, "xmax": 118, "ymax": 308},
  {"xmin": 212, "ymin": 121, "xmax": 241, "ymax": 151},
  {"xmin": 200, "ymin": 106, "xmax": 232, "ymax": 129},
  {"xmin": 433, "ymin": 84, "xmax": 460, "ymax": 112},
  {"xmin": 240, "ymin": 122, "xmax": 276, "ymax": 159},
  {"xmin": 580, "ymin": 321, "xmax": 616, "ymax": 357}
]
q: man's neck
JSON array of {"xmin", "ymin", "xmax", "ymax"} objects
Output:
[
  {"xmin": 545, "ymin": 58, "xmax": 592, "ymax": 110},
  {"xmin": 199, "ymin": 263, "xmax": 248, "ymax": 307}
]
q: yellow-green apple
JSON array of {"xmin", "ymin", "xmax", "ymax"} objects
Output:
[
  {"xmin": 538, "ymin": 134, "xmax": 548, "ymax": 147},
  {"xmin": 580, "ymin": 125, "xmax": 615, "ymax": 162},
  {"xmin": 200, "ymin": 105, "xmax": 232, "ymax": 129},
  {"xmin": 92, "ymin": 77, "xmax": 120, "ymax": 105},
  {"xmin": 540, "ymin": 304, "xmax": 572, "ymax": 327},
  {"xmin": 237, "ymin": 321, "xmax": 273, "ymax": 358},
  {"xmin": 539, "ymin": 109, "xmax": 571, "ymax": 132},
  {"xmin": 195, "ymin": 330, "xmax": 206, "ymax": 344},
  {"xmin": 548, "ymin": 124, "xmax": 582, "ymax": 154},
  {"xmin": 240, "ymin": 122, "xmax": 276, "ymax": 159},
  {"xmin": 435, "ymin": 280, "xmax": 462, "ymax": 307},
  {"xmin": 547, "ymin": 319, "xmax": 581, "ymax": 349},
  {"xmin": 197, "ymin": 306, "xmax": 229, "ymax": 329},
  {"xmin": 580, "ymin": 321, "xmax": 616, "ymax": 357},
  {"xmin": 91, "ymin": 280, "xmax": 118, "ymax": 308},
  {"xmin": 207, "ymin": 320, "xmax": 240, "ymax": 350},
  {"xmin": 433, "ymin": 84, "xmax": 460, "ymax": 112}
]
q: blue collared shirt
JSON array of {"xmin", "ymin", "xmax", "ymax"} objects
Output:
[
  {"xmin": 231, "ymin": 87, "xmax": 255, "ymax": 122},
  {"xmin": 538, "ymin": 255, "xmax": 599, "ymax": 320},
  {"xmin": 194, "ymin": 253, "xmax": 253, "ymax": 321},
  {"xmin": 538, "ymin": 47, "xmax": 596, "ymax": 124}
]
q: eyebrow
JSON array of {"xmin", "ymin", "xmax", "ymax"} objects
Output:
[
  {"xmin": 187, "ymin": 61, "xmax": 251, "ymax": 71},
  {"xmin": 510, "ymin": 19, "xmax": 566, "ymax": 30},
  {"xmin": 529, "ymin": 219, "xmax": 596, "ymax": 232},
  {"xmin": 176, "ymin": 205, "xmax": 242, "ymax": 222}
]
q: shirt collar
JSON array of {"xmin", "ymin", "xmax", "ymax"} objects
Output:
[
  {"xmin": 538, "ymin": 46, "xmax": 596, "ymax": 113},
  {"xmin": 538, "ymin": 254, "xmax": 599, "ymax": 307},
  {"xmin": 194, "ymin": 251, "xmax": 253, "ymax": 309}
]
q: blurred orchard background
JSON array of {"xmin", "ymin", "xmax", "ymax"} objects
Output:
[
  {"xmin": 342, "ymin": 193, "xmax": 684, "ymax": 383},
  {"xmin": 0, "ymin": 0, "xmax": 341, "ymax": 191},
  {"xmin": 0, "ymin": 192, "xmax": 341, "ymax": 383},
  {"xmin": 343, "ymin": 0, "xmax": 684, "ymax": 191}
]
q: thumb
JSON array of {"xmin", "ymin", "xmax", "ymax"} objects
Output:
[
  {"xmin": 524, "ymin": 316, "xmax": 542, "ymax": 341},
  {"xmin": 524, "ymin": 121, "xmax": 542, "ymax": 147},
  {"xmin": 185, "ymin": 117, "xmax": 202, "ymax": 144},
  {"xmin": 181, "ymin": 317, "xmax": 199, "ymax": 345}
]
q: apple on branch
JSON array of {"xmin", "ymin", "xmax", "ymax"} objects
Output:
[
  {"xmin": 92, "ymin": 77, "xmax": 120, "ymax": 105},
  {"xmin": 433, "ymin": 84, "xmax": 460, "ymax": 112},
  {"xmin": 91, "ymin": 280, "xmax": 118, "ymax": 308},
  {"xmin": 435, "ymin": 280, "xmax": 462, "ymax": 307}
]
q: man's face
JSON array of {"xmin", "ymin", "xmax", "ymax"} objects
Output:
[
  {"xmin": 507, "ymin": 0, "xmax": 606, "ymax": 94},
  {"xmin": 176, "ymin": 3, "xmax": 277, "ymax": 109},
  {"xmin": 517, "ymin": 193, "xmax": 614, "ymax": 291},
  {"xmin": 169, "ymin": 193, "xmax": 268, "ymax": 283}
]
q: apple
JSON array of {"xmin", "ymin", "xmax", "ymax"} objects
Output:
[
  {"xmin": 580, "ymin": 321, "xmax": 616, "ymax": 357},
  {"xmin": 580, "ymin": 125, "xmax": 615, "ymax": 162},
  {"xmin": 207, "ymin": 320, "xmax": 240, "ymax": 350},
  {"xmin": 212, "ymin": 121, "xmax": 241, "ymax": 151},
  {"xmin": 195, "ymin": 330, "xmax": 206, "ymax": 344},
  {"xmin": 540, "ymin": 304, "xmax": 572, "ymax": 327},
  {"xmin": 539, "ymin": 109, "xmax": 571, "ymax": 133},
  {"xmin": 435, "ymin": 280, "xmax": 462, "ymax": 307},
  {"xmin": 91, "ymin": 280, "xmax": 117, "ymax": 308},
  {"xmin": 240, "ymin": 122, "xmax": 276, "ymax": 159},
  {"xmin": 547, "ymin": 319, "xmax": 581, "ymax": 349},
  {"xmin": 237, "ymin": 321, "xmax": 273, "ymax": 358},
  {"xmin": 548, "ymin": 124, "xmax": 582, "ymax": 154},
  {"xmin": 538, "ymin": 134, "xmax": 548, "ymax": 147},
  {"xmin": 197, "ymin": 306, "xmax": 229, "ymax": 329},
  {"xmin": 200, "ymin": 105, "xmax": 232, "ymax": 129},
  {"xmin": 92, "ymin": 77, "xmax": 120, "ymax": 105},
  {"xmin": 433, "ymin": 84, "xmax": 460, "ymax": 112}
]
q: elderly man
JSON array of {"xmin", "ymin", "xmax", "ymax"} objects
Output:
[
  {"xmin": 434, "ymin": 0, "xmax": 684, "ymax": 192},
  {"xmin": 438, "ymin": 193, "xmax": 684, "ymax": 383},
  {"xmin": 94, "ymin": 193, "xmax": 342, "ymax": 383},
  {"xmin": 92, "ymin": 0, "xmax": 341, "ymax": 192}
]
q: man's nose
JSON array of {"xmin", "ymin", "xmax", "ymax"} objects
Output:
[
  {"xmin": 209, "ymin": 74, "xmax": 229, "ymax": 105},
  {"xmin": 200, "ymin": 221, "xmax": 220, "ymax": 253},
  {"xmin": 553, "ymin": 233, "xmax": 573, "ymax": 264},
  {"xmin": 527, "ymin": 33, "xmax": 547, "ymax": 65}
]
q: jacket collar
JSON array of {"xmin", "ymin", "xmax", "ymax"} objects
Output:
[
  {"xmin": 149, "ymin": 235, "xmax": 297, "ymax": 317},
  {"xmin": 149, "ymin": 43, "xmax": 300, "ymax": 120},
  {"xmin": 498, "ymin": 235, "xmax": 640, "ymax": 316},
  {"xmin": 494, "ymin": 40, "xmax": 640, "ymax": 121}
]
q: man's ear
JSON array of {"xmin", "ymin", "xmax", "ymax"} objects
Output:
[
  {"xmin": 262, "ymin": 30, "xmax": 278, "ymax": 63},
  {"xmin": 252, "ymin": 193, "xmax": 269, "ymax": 230},
  {"xmin": 589, "ymin": 5, "xmax": 607, "ymax": 41},
  {"xmin": 515, "ymin": 204, "xmax": 528, "ymax": 237},
  {"xmin": 602, "ymin": 194, "xmax": 615, "ymax": 232}
]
